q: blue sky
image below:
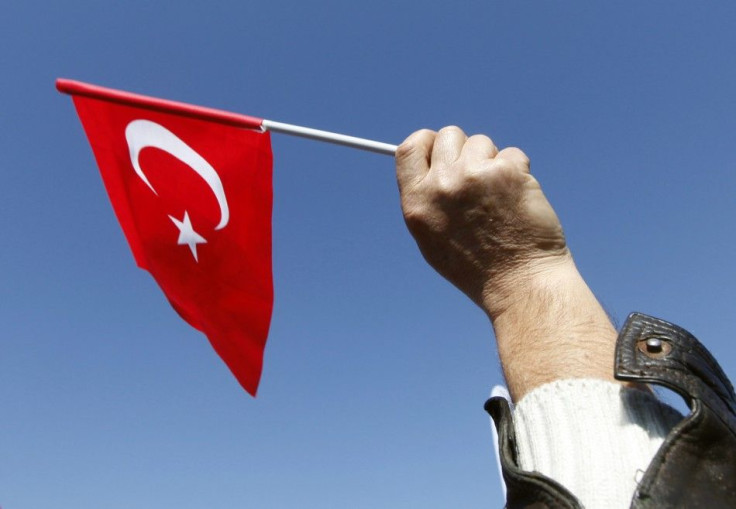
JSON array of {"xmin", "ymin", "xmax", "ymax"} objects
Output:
[{"xmin": 2, "ymin": 2, "xmax": 736, "ymax": 508}]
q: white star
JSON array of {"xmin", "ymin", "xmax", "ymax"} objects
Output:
[{"xmin": 168, "ymin": 211, "xmax": 207, "ymax": 262}]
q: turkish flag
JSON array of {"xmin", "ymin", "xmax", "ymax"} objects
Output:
[{"xmin": 58, "ymin": 79, "xmax": 273, "ymax": 396}]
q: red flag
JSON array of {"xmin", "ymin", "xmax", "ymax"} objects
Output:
[{"xmin": 58, "ymin": 79, "xmax": 273, "ymax": 396}]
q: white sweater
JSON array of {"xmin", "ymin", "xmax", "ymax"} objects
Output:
[{"xmin": 511, "ymin": 379, "xmax": 683, "ymax": 509}]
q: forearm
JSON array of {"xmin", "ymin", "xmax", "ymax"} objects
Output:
[
  {"xmin": 395, "ymin": 127, "xmax": 622, "ymax": 402},
  {"xmin": 482, "ymin": 252, "xmax": 619, "ymax": 402}
]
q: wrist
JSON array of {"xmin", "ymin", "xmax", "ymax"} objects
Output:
[
  {"xmin": 479, "ymin": 250, "xmax": 576, "ymax": 320},
  {"xmin": 482, "ymin": 253, "xmax": 620, "ymax": 401}
]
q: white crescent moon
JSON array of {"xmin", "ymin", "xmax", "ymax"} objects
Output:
[{"xmin": 125, "ymin": 119, "xmax": 229, "ymax": 230}]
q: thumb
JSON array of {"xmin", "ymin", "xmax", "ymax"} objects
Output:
[{"xmin": 395, "ymin": 129, "xmax": 435, "ymax": 192}]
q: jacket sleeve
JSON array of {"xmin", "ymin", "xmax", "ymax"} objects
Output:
[
  {"xmin": 486, "ymin": 312, "xmax": 736, "ymax": 509},
  {"xmin": 614, "ymin": 313, "xmax": 736, "ymax": 508},
  {"xmin": 512, "ymin": 378, "xmax": 681, "ymax": 509}
]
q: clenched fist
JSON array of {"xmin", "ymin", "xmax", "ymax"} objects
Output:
[
  {"xmin": 396, "ymin": 126, "xmax": 568, "ymax": 315},
  {"xmin": 396, "ymin": 126, "xmax": 618, "ymax": 400}
]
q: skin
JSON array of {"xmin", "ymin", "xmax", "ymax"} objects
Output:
[{"xmin": 395, "ymin": 126, "xmax": 620, "ymax": 402}]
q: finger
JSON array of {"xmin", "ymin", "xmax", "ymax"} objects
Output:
[
  {"xmin": 396, "ymin": 129, "xmax": 436, "ymax": 191},
  {"xmin": 460, "ymin": 134, "xmax": 498, "ymax": 163},
  {"xmin": 431, "ymin": 126, "xmax": 467, "ymax": 167},
  {"xmin": 496, "ymin": 146, "xmax": 531, "ymax": 173}
]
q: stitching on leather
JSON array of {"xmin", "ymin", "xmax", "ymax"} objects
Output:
[
  {"xmin": 640, "ymin": 315, "xmax": 735, "ymax": 404},
  {"xmin": 617, "ymin": 314, "xmax": 736, "ymax": 419}
]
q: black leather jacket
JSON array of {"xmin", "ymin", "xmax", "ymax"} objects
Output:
[{"xmin": 485, "ymin": 313, "xmax": 736, "ymax": 508}]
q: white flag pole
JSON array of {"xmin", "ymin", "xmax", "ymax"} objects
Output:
[
  {"xmin": 262, "ymin": 119, "xmax": 398, "ymax": 156},
  {"xmin": 56, "ymin": 79, "xmax": 398, "ymax": 156}
]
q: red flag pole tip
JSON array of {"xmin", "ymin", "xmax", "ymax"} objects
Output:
[{"xmin": 56, "ymin": 78, "xmax": 264, "ymax": 130}]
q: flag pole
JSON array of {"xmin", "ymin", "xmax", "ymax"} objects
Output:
[
  {"xmin": 261, "ymin": 119, "xmax": 397, "ymax": 156},
  {"xmin": 56, "ymin": 79, "xmax": 398, "ymax": 156}
]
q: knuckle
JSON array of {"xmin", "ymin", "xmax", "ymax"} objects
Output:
[
  {"xmin": 491, "ymin": 162, "xmax": 519, "ymax": 183},
  {"xmin": 434, "ymin": 174, "xmax": 461, "ymax": 197},
  {"xmin": 435, "ymin": 173, "xmax": 481, "ymax": 203},
  {"xmin": 395, "ymin": 141, "xmax": 416, "ymax": 163},
  {"xmin": 438, "ymin": 125, "xmax": 464, "ymax": 136},
  {"xmin": 461, "ymin": 169, "xmax": 484, "ymax": 188},
  {"xmin": 396, "ymin": 129, "xmax": 434, "ymax": 161},
  {"xmin": 479, "ymin": 159, "xmax": 517, "ymax": 188},
  {"xmin": 505, "ymin": 147, "xmax": 531, "ymax": 167},
  {"xmin": 402, "ymin": 202, "xmax": 430, "ymax": 228},
  {"xmin": 467, "ymin": 133, "xmax": 494, "ymax": 146}
]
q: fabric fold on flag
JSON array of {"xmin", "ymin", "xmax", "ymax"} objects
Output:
[{"xmin": 59, "ymin": 79, "xmax": 274, "ymax": 396}]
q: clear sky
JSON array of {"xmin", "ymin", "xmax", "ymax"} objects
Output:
[{"xmin": 2, "ymin": 2, "xmax": 736, "ymax": 508}]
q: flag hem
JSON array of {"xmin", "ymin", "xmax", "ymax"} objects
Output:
[{"xmin": 57, "ymin": 78, "xmax": 265, "ymax": 130}]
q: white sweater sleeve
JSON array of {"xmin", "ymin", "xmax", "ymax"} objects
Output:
[{"xmin": 512, "ymin": 379, "xmax": 683, "ymax": 509}]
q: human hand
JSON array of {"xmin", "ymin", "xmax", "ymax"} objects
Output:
[
  {"xmin": 396, "ymin": 126, "xmax": 619, "ymax": 400},
  {"xmin": 395, "ymin": 126, "xmax": 568, "ymax": 316}
]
